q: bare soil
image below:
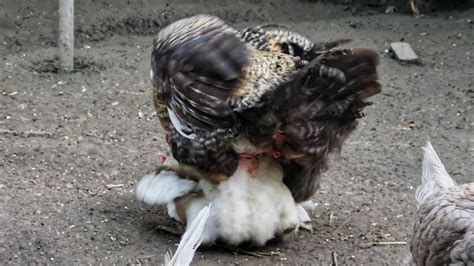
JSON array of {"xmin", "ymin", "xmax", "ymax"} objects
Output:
[{"xmin": 0, "ymin": 0, "xmax": 472, "ymax": 264}]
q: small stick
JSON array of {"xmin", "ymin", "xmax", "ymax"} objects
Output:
[
  {"xmin": 361, "ymin": 241, "xmax": 407, "ymax": 248},
  {"xmin": 106, "ymin": 184, "xmax": 124, "ymax": 188},
  {"xmin": 254, "ymin": 23, "xmax": 290, "ymax": 30},
  {"xmin": 238, "ymin": 250, "xmax": 264, "ymax": 258},
  {"xmin": 328, "ymin": 211, "xmax": 334, "ymax": 226},
  {"xmin": 237, "ymin": 249, "xmax": 280, "ymax": 258},
  {"xmin": 218, "ymin": 245, "xmax": 279, "ymax": 258},
  {"xmin": 331, "ymin": 251, "xmax": 338, "ymax": 266}
]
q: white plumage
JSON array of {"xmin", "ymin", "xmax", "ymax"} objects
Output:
[
  {"xmin": 208, "ymin": 155, "xmax": 300, "ymax": 246},
  {"xmin": 136, "ymin": 138, "xmax": 313, "ymax": 264},
  {"xmin": 167, "ymin": 108, "xmax": 197, "ymax": 140},
  {"xmin": 136, "ymin": 171, "xmax": 195, "ymax": 207},
  {"xmin": 136, "ymin": 153, "xmax": 303, "ymax": 245}
]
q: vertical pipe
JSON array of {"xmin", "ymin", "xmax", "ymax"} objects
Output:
[{"xmin": 58, "ymin": 0, "xmax": 74, "ymax": 72}]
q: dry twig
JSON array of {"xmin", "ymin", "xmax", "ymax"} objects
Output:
[
  {"xmin": 236, "ymin": 249, "xmax": 281, "ymax": 258},
  {"xmin": 218, "ymin": 245, "xmax": 280, "ymax": 258},
  {"xmin": 106, "ymin": 184, "xmax": 124, "ymax": 189},
  {"xmin": 328, "ymin": 211, "xmax": 335, "ymax": 226},
  {"xmin": 360, "ymin": 241, "xmax": 407, "ymax": 248}
]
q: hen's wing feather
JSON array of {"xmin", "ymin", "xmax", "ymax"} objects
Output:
[
  {"xmin": 151, "ymin": 15, "xmax": 307, "ymax": 179},
  {"xmin": 153, "ymin": 85, "xmax": 172, "ymax": 132}
]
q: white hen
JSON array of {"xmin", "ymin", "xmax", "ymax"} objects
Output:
[
  {"xmin": 136, "ymin": 138, "xmax": 313, "ymax": 265},
  {"xmin": 410, "ymin": 142, "xmax": 473, "ymax": 265}
]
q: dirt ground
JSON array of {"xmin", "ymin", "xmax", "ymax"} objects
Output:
[{"xmin": 0, "ymin": 0, "xmax": 472, "ymax": 265}]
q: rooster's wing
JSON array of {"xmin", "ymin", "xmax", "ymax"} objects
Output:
[{"xmin": 150, "ymin": 15, "xmax": 301, "ymax": 178}]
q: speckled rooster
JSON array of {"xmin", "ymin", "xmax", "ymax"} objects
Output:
[
  {"xmin": 137, "ymin": 14, "xmax": 381, "ymax": 252},
  {"xmin": 149, "ymin": 14, "xmax": 380, "ymax": 198}
]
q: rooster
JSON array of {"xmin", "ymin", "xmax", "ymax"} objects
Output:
[
  {"xmin": 137, "ymin": 14, "xmax": 380, "ymax": 259},
  {"xmin": 410, "ymin": 142, "xmax": 473, "ymax": 265},
  {"xmin": 150, "ymin": 14, "xmax": 381, "ymax": 203}
]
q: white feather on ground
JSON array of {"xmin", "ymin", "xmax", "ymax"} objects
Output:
[
  {"xmin": 415, "ymin": 141, "xmax": 457, "ymax": 207},
  {"xmin": 164, "ymin": 204, "xmax": 211, "ymax": 266}
]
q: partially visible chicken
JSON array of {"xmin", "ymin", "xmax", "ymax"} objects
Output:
[
  {"xmin": 150, "ymin": 14, "xmax": 381, "ymax": 202},
  {"xmin": 410, "ymin": 142, "xmax": 473, "ymax": 265}
]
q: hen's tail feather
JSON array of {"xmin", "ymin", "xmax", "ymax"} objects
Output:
[
  {"xmin": 136, "ymin": 169, "xmax": 196, "ymax": 206},
  {"xmin": 165, "ymin": 204, "xmax": 211, "ymax": 266},
  {"xmin": 309, "ymin": 38, "xmax": 353, "ymax": 56},
  {"xmin": 415, "ymin": 142, "xmax": 456, "ymax": 207},
  {"xmin": 319, "ymin": 49, "xmax": 380, "ymax": 101},
  {"xmin": 269, "ymin": 48, "xmax": 381, "ymax": 189},
  {"xmin": 276, "ymin": 48, "xmax": 381, "ymax": 112}
]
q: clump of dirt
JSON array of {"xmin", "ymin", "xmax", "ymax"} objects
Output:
[
  {"xmin": 30, "ymin": 56, "xmax": 105, "ymax": 74},
  {"xmin": 75, "ymin": 11, "xmax": 174, "ymax": 42}
]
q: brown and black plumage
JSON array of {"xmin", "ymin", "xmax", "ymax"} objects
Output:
[
  {"xmin": 238, "ymin": 24, "xmax": 352, "ymax": 61},
  {"xmin": 238, "ymin": 39, "xmax": 380, "ymax": 200},
  {"xmin": 150, "ymin": 15, "xmax": 381, "ymax": 199}
]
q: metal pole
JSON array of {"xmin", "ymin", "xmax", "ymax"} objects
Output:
[{"xmin": 58, "ymin": 0, "xmax": 74, "ymax": 72}]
